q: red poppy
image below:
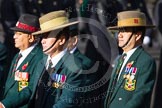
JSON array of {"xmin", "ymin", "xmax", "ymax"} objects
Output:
[
  {"xmin": 126, "ymin": 61, "xmax": 134, "ymax": 68},
  {"xmin": 22, "ymin": 62, "xmax": 28, "ymax": 71}
]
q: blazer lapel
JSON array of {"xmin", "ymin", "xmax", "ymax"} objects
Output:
[
  {"xmin": 105, "ymin": 55, "xmax": 120, "ymax": 105},
  {"xmin": 110, "ymin": 47, "xmax": 143, "ymax": 102},
  {"xmin": 4, "ymin": 54, "xmax": 19, "ymax": 95},
  {"xmin": 30, "ymin": 54, "xmax": 47, "ymax": 99},
  {"xmin": 53, "ymin": 52, "xmax": 70, "ymax": 74}
]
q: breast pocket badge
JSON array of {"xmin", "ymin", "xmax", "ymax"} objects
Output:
[{"xmin": 124, "ymin": 79, "xmax": 136, "ymax": 91}]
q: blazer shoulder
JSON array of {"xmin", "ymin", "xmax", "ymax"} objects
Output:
[
  {"xmin": 133, "ymin": 49, "xmax": 156, "ymax": 68},
  {"xmin": 32, "ymin": 44, "xmax": 43, "ymax": 56},
  {"xmin": 64, "ymin": 53, "xmax": 82, "ymax": 71},
  {"xmin": 139, "ymin": 49, "xmax": 155, "ymax": 62}
]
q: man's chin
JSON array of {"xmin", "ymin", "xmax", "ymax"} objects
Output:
[
  {"xmin": 43, "ymin": 49, "xmax": 49, "ymax": 54},
  {"xmin": 14, "ymin": 45, "xmax": 19, "ymax": 48},
  {"xmin": 118, "ymin": 44, "xmax": 123, "ymax": 47}
]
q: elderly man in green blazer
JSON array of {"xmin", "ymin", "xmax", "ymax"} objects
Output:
[
  {"xmin": 104, "ymin": 10, "xmax": 156, "ymax": 108},
  {"xmin": 29, "ymin": 10, "xmax": 91, "ymax": 108},
  {"xmin": 0, "ymin": 14, "xmax": 43, "ymax": 108}
]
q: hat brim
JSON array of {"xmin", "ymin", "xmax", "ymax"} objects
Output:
[
  {"xmin": 10, "ymin": 27, "xmax": 31, "ymax": 34},
  {"xmin": 32, "ymin": 21, "xmax": 79, "ymax": 36},
  {"xmin": 108, "ymin": 25, "xmax": 155, "ymax": 30}
]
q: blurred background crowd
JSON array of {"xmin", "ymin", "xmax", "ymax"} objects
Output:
[{"xmin": 0, "ymin": 0, "xmax": 161, "ymax": 108}]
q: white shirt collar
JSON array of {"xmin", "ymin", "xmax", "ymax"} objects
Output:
[
  {"xmin": 69, "ymin": 46, "xmax": 77, "ymax": 54},
  {"xmin": 16, "ymin": 43, "xmax": 37, "ymax": 69},
  {"xmin": 123, "ymin": 46, "xmax": 140, "ymax": 60},
  {"xmin": 20, "ymin": 43, "xmax": 37, "ymax": 58},
  {"xmin": 47, "ymin": 48, "xmax": 67, "ymax": 68}
]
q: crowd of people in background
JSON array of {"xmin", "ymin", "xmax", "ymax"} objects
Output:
[{"xmin": 0, "ymin": 0, "xmax": 161, "ymax": 108}]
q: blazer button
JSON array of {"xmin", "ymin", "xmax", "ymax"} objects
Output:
[{"xmin": 118, "ymin": 98, "xmax": 122, "ymax": 101}]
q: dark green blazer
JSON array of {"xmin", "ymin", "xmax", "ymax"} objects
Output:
[
  {"xmin": 104, "ymin": 46, "xmax": 156, "ymax": 108},
  {"xmin": 1, "ymin": 44, "xmax": 43, "ymax": 108},
  {"xmin": 29, "ymin": 52, "xmax": 88, "ymax": 108}
]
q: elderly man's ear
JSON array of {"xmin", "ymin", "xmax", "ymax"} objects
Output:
[{"xmin": 28, "ymin": 35, "xmax": 35, "ymax": 43}]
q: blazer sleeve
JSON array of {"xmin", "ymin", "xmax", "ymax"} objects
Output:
[{"xmin": 1, "ymin": 87, "xmax": 32, "ymax": 108}]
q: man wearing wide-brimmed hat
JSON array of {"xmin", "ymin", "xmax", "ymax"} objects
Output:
[
  {"xmin": 0, "ymin": 14, "xmax": 43, "ymax": 108},
  {"xmin": 30, "ymin": 10, "xmax": 89, "ymax": 108},
  {"xmin": 104, "ymin": 10, "xmax": 156, "ymax": 108}
]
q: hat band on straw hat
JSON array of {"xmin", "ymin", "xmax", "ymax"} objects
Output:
[
  {"xmin": 118, "ymin": 18, "xmax": 146, "ymax": 27},
  {"xmin": 16, "ymin": 21, "xmax": 39, "ymax": 32},
  {"xmin": 40, "ymin": 17, "xmax": 68, "ymax": 30},
  {"xmin": 32, "ymin": 10, "xmax": 79, "ymax": 35}
]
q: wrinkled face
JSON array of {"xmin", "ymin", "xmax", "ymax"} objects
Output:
[{"xmin": 13, "ymin": 31, "xmax": 31, "ymax": 51}]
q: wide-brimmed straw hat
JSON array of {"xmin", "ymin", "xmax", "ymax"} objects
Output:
[
  {"xmin": 32, "ymin": 10, "xmax": 79, "ymax": 36},
  {"xmin": 11, "ymin": 14, "xmax": 40, "ymax": 34},
  {"xmin": 108, "ymin": 10, "xmax": 155, "ymax": 30}
]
